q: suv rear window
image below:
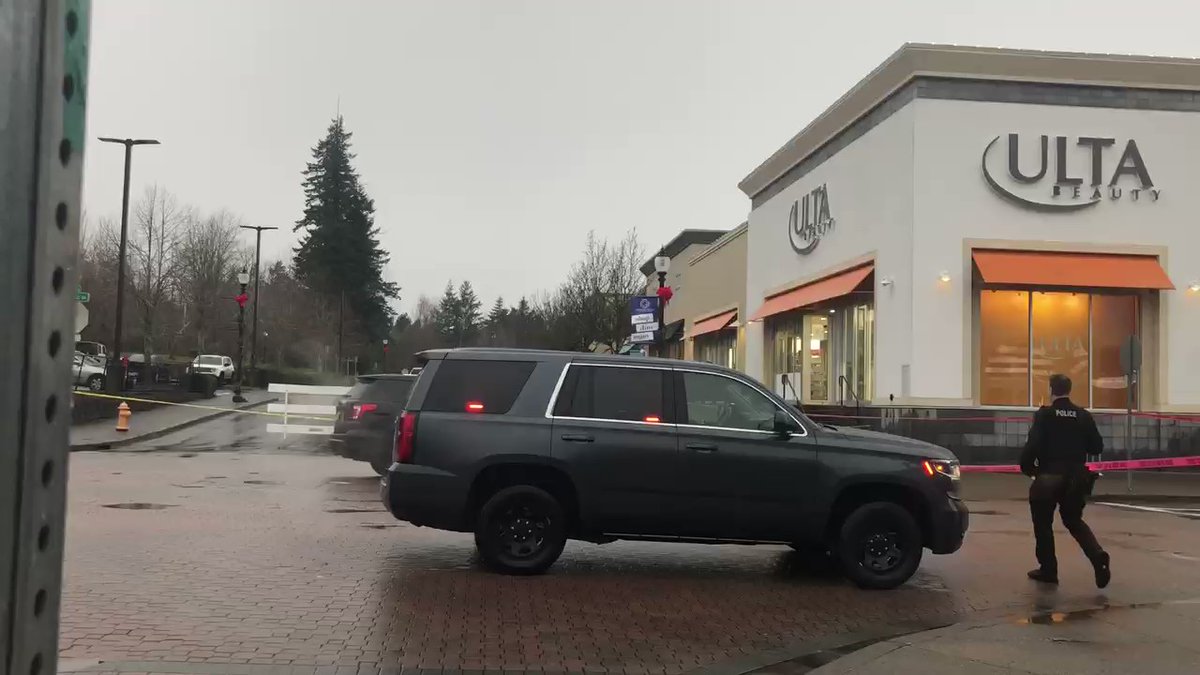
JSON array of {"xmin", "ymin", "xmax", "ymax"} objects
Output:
[
  {"xmin": 422, "ymin": 360, "xmax": 536, "ymax": 414},
  {"xmin": 364, "ymin": 378, "xmax": 414, "ymax": 403}
]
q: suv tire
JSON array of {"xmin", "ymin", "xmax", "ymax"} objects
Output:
[
  {"xmin": 87, "ymin": 374, "xmax": 104, "ymax": 392},
  {"xmin": 835, "ymin": 502, "xmax": 923, "ymax": 590},
  {"xmin": 475, "ymin": 485, "xmax": 567, "ymax": 576}
]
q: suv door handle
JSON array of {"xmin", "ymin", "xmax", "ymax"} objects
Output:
[
  {"xmin": 686, "ymin": 442, "xmax": 718, "ymax": 452},
  {"xmin": 560, "ymin": 433, "xmax": 594, "ymax": 443}
]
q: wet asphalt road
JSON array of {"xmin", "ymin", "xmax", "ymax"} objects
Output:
[{"xmin": 59, "ymin": 415, "xmax": 1200, "ymax": 674}]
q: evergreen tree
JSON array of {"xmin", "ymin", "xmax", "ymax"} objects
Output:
[
  {"xmin": 435, "ymin": 282, "xmax": 460, "ymax": 346},
  {"xmin": 293, "ymin": 115, "xmax": 399, "ymax": 341},
  {"xmin": 486, "ymin": 297, "xmax": 507, "ymax": 345},
  {"xmin": 458, "ymin": 281, "xmax": 483, "ymax": 346}
]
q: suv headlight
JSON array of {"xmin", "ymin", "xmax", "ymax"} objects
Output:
[{"xmin": 923, "ymin": 459, "xmax": 960, "ymax": 481}]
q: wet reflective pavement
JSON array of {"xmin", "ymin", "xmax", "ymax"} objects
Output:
[{"xmin": 59, "ymin": 418, "xmax": 1200, "ymax": 674}]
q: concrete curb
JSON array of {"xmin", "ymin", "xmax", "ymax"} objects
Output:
[{"xmin": 69, "ymin": 397, "xmax": 277, "ymax": 452}]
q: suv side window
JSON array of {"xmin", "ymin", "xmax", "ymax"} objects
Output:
[
  {"xmin": 423, "ymin": 360, "xmax": 535, "ymax": 414},
  {"xmin": 679, "ymin": 371, "xmax": 783, "ymax": 432},
  {"xmin": 554, "ymin": 365, "xmax": 669, "ymax": 423}
]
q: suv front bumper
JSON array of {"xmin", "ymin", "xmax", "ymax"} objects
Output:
[{"xmin": 928, "ymin": 494, "xmax": 969, "ymax": 554}]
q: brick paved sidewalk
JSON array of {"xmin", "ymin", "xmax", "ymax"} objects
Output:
[{"xmin": 57, "ymin": 436, "xmax": 1200, "ymax": 675}]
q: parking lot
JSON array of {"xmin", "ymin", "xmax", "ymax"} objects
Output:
[{"xmin": 58, "ymin": 414, "xmax": 1200, "ymax": 674}]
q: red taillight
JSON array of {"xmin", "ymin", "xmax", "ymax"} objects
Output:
[
  {"xmin": 349, "ymin": 402, "xmax": 378, "ymax": 420},
  {"xmin": 643, "ymin": 415, "xmax": 661, "ymax": 423},
  {"xmin": 395, "ymin": 412, "xmax": 417, "ymax": 464},
  {"xmin": 465, "ymin": 401, "xmax": 485, "ymax": 413}
]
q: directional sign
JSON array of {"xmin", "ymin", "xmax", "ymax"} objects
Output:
[
  {"xmin": 631, "ymin": 312, "xmax": 655, "ymax": 325},
  {"xmin": 75, "ymin": 290, "xmax": 89, "ymax": 303},
  {"xmin": 74, "ymin": 301, "xmax": 88, "ymax": 335},
  {"xmin": 630, "ymin": 331, "xmax": 655, "ymax": 344},
  {"xmin": 634, "ymin": 321, "xmax": 659, "ymax": 333}
]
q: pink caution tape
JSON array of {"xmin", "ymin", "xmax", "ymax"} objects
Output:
[{"xmin": 961, "ymin": 455, "xmax": 1200, "ymax": 474}]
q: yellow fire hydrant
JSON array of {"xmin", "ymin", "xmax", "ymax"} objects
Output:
[{"xmin": 115, "ymin": 401, "xmax": 131, "ymax": 432}]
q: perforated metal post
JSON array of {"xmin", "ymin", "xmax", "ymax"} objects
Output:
[{"xmin": 1, "ymin": 2, "xmax": 90, "ymax": 675}]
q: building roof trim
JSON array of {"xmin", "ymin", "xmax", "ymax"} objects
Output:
[
  {"xmin": 689, "ymin": 222, "xmax": 747, "ymax": 267},
  {"xmin": 738, "ymin": 43, "xmax": 1200, "ymax": 199},
  {"xmin": 640, "ymin": 229, "xmax": 728, "ymax": 275}
]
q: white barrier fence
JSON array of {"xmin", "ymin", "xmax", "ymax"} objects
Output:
[{"xmin": 265, "ymin": 383, "xmax": 351, "ymax": 437}]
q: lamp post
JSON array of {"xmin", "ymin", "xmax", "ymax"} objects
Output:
[
  {"xmin": 233, "ymin": 269, "xmax": 250, "ymax": 403},
  {"xmin": 239, "ymin": 225, "xmax": 278, "ymax": 375},
  {"xmin": 653, "ymin": 249, "xmax": 670, "ymax": 357},
  {"xmin": 98, "ymin": 136, "xmax": 159, "ymax": 392}
]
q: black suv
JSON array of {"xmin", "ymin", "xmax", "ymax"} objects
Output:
[
  {"xmin": 381, "ymin": 349, "xmax": 967, "ymax": 589},
  {"xmin": 330, "ymin": 373, "xmax": 416, "ymax": 474}
]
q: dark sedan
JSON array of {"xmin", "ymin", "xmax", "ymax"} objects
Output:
[{"xmin": 330, "ymin": 374, "xmax": 416, "ymax": 474}]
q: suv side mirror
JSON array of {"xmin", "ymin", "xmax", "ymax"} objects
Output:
[{"xmin": 773, "ymin": 410, "xmax": 797, "ymax": 438}]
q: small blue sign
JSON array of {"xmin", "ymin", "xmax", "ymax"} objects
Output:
[{"xmin": 630, "ymin": 295, "xmax": 659, "ymax": 318}]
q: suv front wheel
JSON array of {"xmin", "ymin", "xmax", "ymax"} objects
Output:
[
  {"xmin": 835, "ymin": 502, "xmax": 924, "ymax": 590},
  {"xmin": 474, "ymin": 485, "xmax": 567, "ymax": 575}
]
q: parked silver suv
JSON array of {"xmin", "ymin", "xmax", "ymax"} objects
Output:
[{"xmin": 381, "ymin": 348, "xmax": 967, "ymax": 589}]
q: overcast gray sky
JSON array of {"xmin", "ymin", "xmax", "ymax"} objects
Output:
[{"xmin": 83, "ymin": 0, "xmax": 1199, "ymax": 315}]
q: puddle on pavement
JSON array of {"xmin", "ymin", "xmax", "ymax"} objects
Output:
[
  {"xmin": 326, "ymin": 507, "xmax": 384, "ymax": 514},
  {"xmin": 243, "ymin": 480, "xmax": 281, "ymax": 485},
  {"xmin": 361, "ymin": 523, "xmax": 401, "ymax": 529},
  {"xmin": 1018, "ymin": 600, "xmax": 1167, "ymax": 626},
  {"xmin": 170, "ymin": 483, "xmax": 205, "ymax": 489},
  {"xmin": 178, "ymin": 453, "xmax": 197, "ymax": 458},
  {"xmin": 102, "ymin": 502, "xmax": 177, "ymax": 510}
]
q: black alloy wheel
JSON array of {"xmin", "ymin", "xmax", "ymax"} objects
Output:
[
  {"xmin": 835, "ymin": 501, "xmax": 923, "ymax": 590},
  {"xmin": 475, "ymin": 485, "xmax": 567, "ymax": 575}
]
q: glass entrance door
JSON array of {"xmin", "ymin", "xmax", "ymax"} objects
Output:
[{"xmin": 803, "ymin": 315, "xmax": 830, "ymax": 404}]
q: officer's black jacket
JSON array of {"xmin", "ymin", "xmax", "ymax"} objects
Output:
[{"xmin": 1020, "ymin": 397, "xmax": 1104, "ymax": 477}]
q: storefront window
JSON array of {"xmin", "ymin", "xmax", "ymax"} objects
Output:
[
  {"xmin": 980, "ymin": 291, "xmax": 1030, "ymax": 406},
  {"xmin": 978, "ymin": 290, "xmax": 1139, "ymax": 408},
  {"xmin": 695, "ymin": 330, "xmax": 737, "ymax": 370}
]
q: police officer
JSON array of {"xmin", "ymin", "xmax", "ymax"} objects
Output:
[{"xmin": 1020, "ymin": 373, "xmax": 1111, "ymax": 588}]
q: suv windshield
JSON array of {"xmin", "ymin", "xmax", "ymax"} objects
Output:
[{"xmin": 197, "ymin": 356, "xmax": 222, "ymax": 365}]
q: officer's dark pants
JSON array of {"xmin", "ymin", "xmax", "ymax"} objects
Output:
[{"xmin": 1030, "ymin": 474, "xmax": 1106, "ymax": 575}]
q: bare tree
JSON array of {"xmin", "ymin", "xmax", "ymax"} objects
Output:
[
  {"xmin": 176, "ymin": 210, "xmax": 250, "ymax": 352},
  {"xmin": 547, "ymin": 230, "xmax": 645, "ymax": 351},
  {"xmin": 76, "ymin": 216, "xmax": 121, "ymax": 345},
  {"xmin": 126, "ymin": 185, "xmax": 186, "ymax": 357}
]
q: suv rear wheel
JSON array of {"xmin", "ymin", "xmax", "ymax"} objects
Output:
[
  {"xmin": 474, "ymin": 485, "xmax": 567, "ymax": 575},
  {"xmin": 835, "ymin": 502, "xmax": 923, "ymax": 590}
]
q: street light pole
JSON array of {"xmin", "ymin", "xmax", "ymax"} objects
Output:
[
  {"xmin": 233, "ymin": 269, "xmax": 250, "ymax": 403},
  {"xmin": 98, "ymin": 137, "xmax": 159, "ymax": 392},
  {"xmin": 653, "ymin": 248, "xmax": 670, "ymax": 358},
  {"xmin": 239, "ymin": 225, "xmax": 278, "ymax": 376}
]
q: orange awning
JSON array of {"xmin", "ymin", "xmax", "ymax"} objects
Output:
[
  {"xmin": 973, "ymin": 250, "xmax": 1174, "ymax": 290},
  {"xmin": 749, "ymin": 263, "xmax": 873, "ymax": 322},
  {"xmin": 689, "ymin": 310, "xmax": 737, "ymax": 339}
]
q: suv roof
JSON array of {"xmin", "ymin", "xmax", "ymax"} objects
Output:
[
  {"xmin": 416, "ymin": 347, "xmax": 732, "ymax": 373},
  {"xmin": 357, "ymin": 373, "xmax": 418, "ymax": 381}
]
